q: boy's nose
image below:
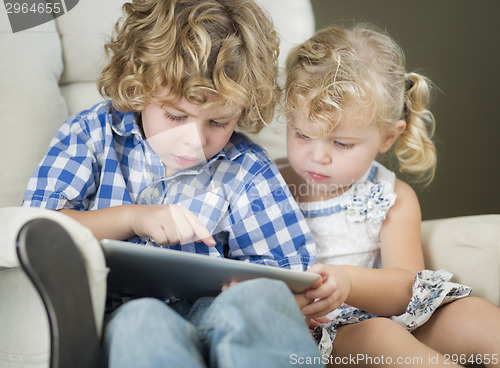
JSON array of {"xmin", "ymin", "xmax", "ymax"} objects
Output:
[
  {"xmin": 182, "ymin": 121, "xmax": 206, "ymax": 148},
  {"xmin": 193, "ymin": 122, "xmax": 207, "ymax": 147}
]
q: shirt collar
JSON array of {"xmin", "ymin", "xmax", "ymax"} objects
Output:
[
  {"xmin": 107, "ymin": 103, "xmax": 142, "ymax": 138},
  {"xmin": 220, "ymin": 132, "xmax": 252, "ymax": 160}
]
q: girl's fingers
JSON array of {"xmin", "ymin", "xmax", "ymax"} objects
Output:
[
  {"xmin": 305, "ymin": 278, "xmax": 337, "ymax": 299},
  {"xmin": 221, "ymin": 280, "xmax": 240, "ymax": 292},
  {"xmin": 314, "ymin": 316, "xmax": 332, "ymax": 324},
  {"xmin": 295, "ymin": 293, "xmax": 314, "ymax": 309},
  {"xmin": 302, "ymin": 294, "xmax": 341, "ymax": 318}
]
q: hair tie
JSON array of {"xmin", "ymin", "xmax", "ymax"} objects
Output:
[{"xmin": 405, "ymin": 72, "xmax": 414, "ymax": 91}]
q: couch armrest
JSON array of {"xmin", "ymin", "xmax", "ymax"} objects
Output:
[
  {"xmin": 421, "ymin": 215, "xmax": 500, "ymax": 306},
  {"xmin": 0, "ymin": 207, "xmax": 108, "ymax": 366}
]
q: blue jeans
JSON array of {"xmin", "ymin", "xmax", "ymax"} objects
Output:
[{"xmin": 102, "ymin": 278, "xmax": 323, "ymax": 367}]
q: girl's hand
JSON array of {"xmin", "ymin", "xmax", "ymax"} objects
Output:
[
  {"xmin": 308, "ymin": 316, "xmax": 331, "ymax": 332},
  {"xmin": 300, "ymin": 263, "xmax": 351, "ymax": 318},
  {"xmin": 295, "ymin": 292, "xmax": 314, "ymax": 310},
  {"xmin": 221, "ymin": 280, "xmax": 240, "ymax": 292},
  {"xmin": 295, "ymin": 293, "xmax": 332, "ymax": 331},
  {"xmin": 129, "ymin": 204, "xmax": 216, "ymax": 247}
]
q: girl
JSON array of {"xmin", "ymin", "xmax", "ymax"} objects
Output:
[{"xmin": 280, "ymin": 24, "xmax": 500, "ymax": 367}]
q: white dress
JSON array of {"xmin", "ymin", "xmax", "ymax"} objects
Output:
[{"xmin": 298, "ymin": 161, "xmax": 471, "ymax": 355}]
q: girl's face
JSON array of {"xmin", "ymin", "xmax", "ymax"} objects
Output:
[
  {"xmin": 287, "ymin": 103, "xmax": 394, "ymax": 200},
  {"xmin": 142, "ymin": 90, "xmax": 241, "ymax": 176}
]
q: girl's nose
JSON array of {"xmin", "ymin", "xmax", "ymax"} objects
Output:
[{"xmin": 310, "ymin": 141, "xmax": 332, "ymax": 165}]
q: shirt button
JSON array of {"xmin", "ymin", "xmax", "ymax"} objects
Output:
[{"xmin": 152, "ymin": 188, "xmax": 160, "ymax": 198}]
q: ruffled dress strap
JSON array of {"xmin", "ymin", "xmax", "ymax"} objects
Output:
[{"xmin": 390, "ymin": 270, "xmax": 472, "ymax": 331}]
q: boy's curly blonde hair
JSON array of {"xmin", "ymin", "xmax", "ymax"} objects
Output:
[
  {"xmin": 285, "ymin": 24, "xmax": 437, "ymax": 184},
  {"xmin": 98, "ymin": 0, "xmax": 280, "ymax": 134}
]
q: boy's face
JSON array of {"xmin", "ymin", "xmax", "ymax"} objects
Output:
[{"xmin": 142, "ymin": 90, "xmax": 241, "ymax": 176}]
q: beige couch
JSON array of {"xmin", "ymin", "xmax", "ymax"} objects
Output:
[{"xmin": 0, "ymin": 0, "xmax": 498, "ymax": 367}]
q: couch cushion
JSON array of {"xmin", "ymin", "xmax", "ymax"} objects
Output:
[
  {"xmin": 0, "ymin": 11, "xmax": 68, "ymax": 207},
  {"xmin": 56, "ymin": 0, "xmax": 124, "ymax": 86},
  {"xmin": 421, "ymin": 214, "xmax": 500, "ymax": 305},
  {"xmin": 56, "ymin": 0, "xmax": 125, "ymax": 115}
]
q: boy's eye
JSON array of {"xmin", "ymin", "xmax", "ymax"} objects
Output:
[
  {"xmin": 334, "ymin": 141, "xmax": 354, "ymax": 149},
  {"xmin": 164, "ymin": 112, "xmax": 185, "ymax": 121},
  {"xmin": 210, "ymin": 120, "xmax": 230, "ymax": 129}
]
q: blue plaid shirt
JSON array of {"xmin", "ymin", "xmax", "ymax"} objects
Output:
[{"xmin": 23, "ymin": 101, "xmax": 316, "ymax": 271}]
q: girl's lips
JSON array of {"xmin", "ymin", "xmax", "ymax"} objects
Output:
[
  {"xmin": 307, "ymin": 171, "xmax": 329, "ymax": 181},
  {"xmin": 174, "ymin": 155, "xmax": 201, "ymax": 168}
]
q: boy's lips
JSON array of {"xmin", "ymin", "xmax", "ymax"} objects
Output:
[
  {"xmin": 174, "ymin": 155, "xmax": 201, "ymax": 167},
  {"xmin": 307, "ymin": 171, "xmax": 329, "ymax": 181}
]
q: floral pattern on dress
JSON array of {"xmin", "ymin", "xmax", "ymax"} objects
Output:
[
  {"xmin": 391, "ymin": 270, "xmax": 471, "ymax": 331},
  {"xmin": 345, "ymin": 181, "xmax": 396, "ymax": 224},
  {"xmin": 314, "ymin": 270, "xmax": 472, "ymax": 356}
]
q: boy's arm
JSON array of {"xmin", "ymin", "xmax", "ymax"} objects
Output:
[
  {"xmin": 226, "ymin": 161, "xmax": 316, "ymax": 271},
  {"xmin": 60, "ymin": 205, "xmax": 215, "ymax": 246},
  {"xmin": 59, "ymin": 206, "xmax": 136, "ymax": 241}
]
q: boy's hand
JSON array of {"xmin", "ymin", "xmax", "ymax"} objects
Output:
[
  {"xmin": 129, "ymin": 204, "xmax": 216, "ymax": 247},
  {"xmin": 299, "ymin": 263, "xmax": 351, "ymax": 319}
]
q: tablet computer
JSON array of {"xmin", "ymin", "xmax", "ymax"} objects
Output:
[{"xmin": 101, "ymin": 239, "xmax": 320, "ymax": 301}]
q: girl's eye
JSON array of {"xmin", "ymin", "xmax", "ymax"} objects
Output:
[
  {"xmin": 210, "ymin": 120, "xmax": 230, "ymax": 130},
  {"xmin": 335, "ymin": 141, "xmax": 354, "ymax": 149},
  {"xmin": 164, "ymin": 112, "xmax": 185, "ymax": 121}
]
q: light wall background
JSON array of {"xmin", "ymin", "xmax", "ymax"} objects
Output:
[{"xmin": 310, "ymin": 0, "xmax": 500, "ymax": 220}]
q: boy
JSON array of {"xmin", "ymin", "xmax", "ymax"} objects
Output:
[{"xmin": 23, "ymin": 0, "xmax": 322, "ymax": 366}]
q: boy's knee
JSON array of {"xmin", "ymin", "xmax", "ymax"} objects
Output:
[
  {"xmin": 107, "ymin": 298, "xmax": 169, "ymax": 331},
  {"xmin": 223, "ymin": 278, "xmax": 292, "ymax": 305},
  {"xmin": 121, "ymin": 297, "xmax": 166, "ymax": 316},
  {"xmin": 216, "ymin": 278, "xmax": 298, "ymax": 317},
  {"xmin": 241, "ymin": 277, "xmax": 289, "ymax": 294}
]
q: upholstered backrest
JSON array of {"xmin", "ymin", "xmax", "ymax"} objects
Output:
[
  {"xmin": 56, "ymin": 1, "xmax": 123, "ymax": 115},
  {"xmin": 0, "ymin": 11, "xmax": 68, "ymax": 207}
]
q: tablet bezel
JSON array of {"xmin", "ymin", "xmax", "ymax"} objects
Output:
[{"xmin": 101, "ymin": 239, "xmax": 320, "ymax": 301}]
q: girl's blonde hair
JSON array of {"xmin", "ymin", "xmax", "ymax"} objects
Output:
[
  {"xmin": 285, "ymin": 24, "xmax": 437, "ymax": 184},
  {"xmin": 98, "ymin": 0, "xmax": 280, "ymax": 134}
]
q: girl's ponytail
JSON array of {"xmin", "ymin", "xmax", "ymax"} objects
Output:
[{"xmin": 395, "ymin": 72, "xmax": 437, "ymax": 185}]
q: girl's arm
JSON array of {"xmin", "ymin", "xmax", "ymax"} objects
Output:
[
  {"xmin": 302, "ymin": 179, "xmax": 425, "ymax": 317},
  {"xmin": 59, "ymin": 204, "xmax": 215, "ymax": 247}
]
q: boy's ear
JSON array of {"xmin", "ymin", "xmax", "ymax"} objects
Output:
[{"xmin": 379, "ymin": 120, "xmax": 406, "ymax": 153}]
